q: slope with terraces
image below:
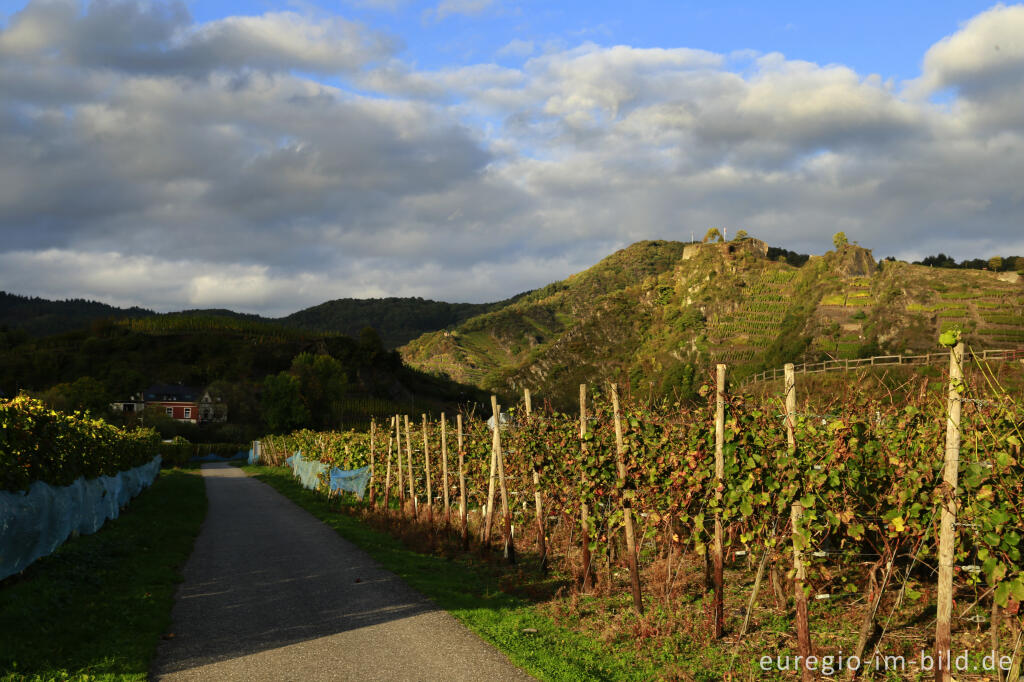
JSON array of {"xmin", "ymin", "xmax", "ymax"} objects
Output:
[{"xmin": 400, "ymin": 238, "xmax": 1024, "ymax": 407}]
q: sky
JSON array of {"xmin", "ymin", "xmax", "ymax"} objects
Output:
[{"xmin": 1, "ymin": 1, "xmax": 1023, "ymax": 315}]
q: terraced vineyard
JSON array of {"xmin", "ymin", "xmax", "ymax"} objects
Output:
[{"xmin": 402, "ymin": 238, "xmax": 1024, "ymax": 408}]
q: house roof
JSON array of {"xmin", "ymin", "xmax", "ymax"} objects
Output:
[{"xmin": 144, "ymin": 384, "xmax": 200, "ymax": 402}]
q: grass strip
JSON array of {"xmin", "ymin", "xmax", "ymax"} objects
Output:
[
  {"xmin": 246, "ymin": 465, "xmax": 655, "ymax": 681},
  {"xmin": 0, "ymin": 469, "xmax": 207, "ymax": 681}
]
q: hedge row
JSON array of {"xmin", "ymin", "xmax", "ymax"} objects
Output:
[
  {"xmin": 157, "ymin": 440, "xmax": 250, "ymax": 467},
  {"xmin": 0, "ymin": 396, "xmax": 160, "ymax": 492}
]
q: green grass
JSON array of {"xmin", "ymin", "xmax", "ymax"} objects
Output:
[
  {"xmin": 0, "ymin": 470, "xmax": 207, "ymax": 681},
  {"xmin": 245, "ymin": 465, "xmax": 655, "ymax": 681}
]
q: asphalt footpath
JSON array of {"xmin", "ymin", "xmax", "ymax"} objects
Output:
[{"xmin": 151, "ymin": 463, "xmax": 535, "ymax": 681}]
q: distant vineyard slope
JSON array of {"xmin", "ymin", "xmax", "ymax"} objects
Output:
[
  {"xmin": 400, "ymin": 238, "xmax": 1024, "ymax": 407},
  {"xmin": 278, "ymin": 295, "xmax": 528, "ymax": 348}
]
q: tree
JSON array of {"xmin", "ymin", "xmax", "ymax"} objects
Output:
[
  {"xmin": 733, "ymin": 229, "xmax": 749, "ymax": 241},
  {"xmin": 1014, "ymin": 256, "xmax": 1024, "ymax": 274},
  {"xmin": 988, "ymin": 256, "xmax": 1004, "ymax": 271},
  {"xmin": 289, "ymin": 352, "xmax": 348, "ymax": 429},
  {"xmin": 702, "ymin": 228, "xmax": 723, "ymax": 243},
  {"xmin": 206, "ymin": 379, "xmax": 260, "ymax": 426},
  {"xmin": 357, "ymin": 326, "xmax": 384, "ymax": 363},
  {"xmin": 833, "ymin": 232, "xmax": 848, "ymax": 249},
  {"xmin": 261, "ymin": 372, "xmax": 310, "ymax": 433},
  {"xmin": 920, "ymin": 253, "xmax": 957, "ymax": 268},
  {"xmin": 37, "ymin": 376, "xmax": 110, "ymax": 415}
]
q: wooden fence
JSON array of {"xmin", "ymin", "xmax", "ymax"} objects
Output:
[{"xmin": 741, "ymin": 348, "xmax": 1024, "ymax": 387}]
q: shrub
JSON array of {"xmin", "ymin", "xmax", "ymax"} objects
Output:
[{"xmin": 0, "ymin": 396, "xmax": 160, "ymax": 492}]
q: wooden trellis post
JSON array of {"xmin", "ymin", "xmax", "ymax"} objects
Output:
[
  {"xmin": 784, "ymin": 363, "xmax": 796, "ymax": 451},
  {"xmin": 792, "ymin": 502, "xmax": 813, "ymax": 682},
  {"xmin": 580, "ymin": 383, "xmax": 594, "ymax": 591},
  {"xmin": 494, "ymin": 400, "xmax": 514, "ymax": 564},
  {"xmin": 484, "ymin": 396, "xmax": 499, "ymax": 546},
  {"xmin": 935, "ymin": 341, "xmax": 964, "ymax": 682},
  {"xmin": 441, "ymin": 413, "xmax": 450, "ymax": 526},
  {"xmin": 383, "ymin": 430, "xmax": 393, "ymax": 510},
  {"xmin": 611, "ymin": 384, "xmax": 643, "ymax": 614},
  {"xmin": 369, "ymin": 419, "xmax": 376, "ymax": 507},
  {"xmin": 404, "ymin": 415, "xmax": 416, "ymax": 515},
  {"xmin": 394, "ymin": 415, "xmax": 404, "ymax": 505},
  {"xmin": 526, "ymin": 389, "xmax": 547, "ymax": 572},
  {"xmin": 422, "ymin": 414, "xmax": 433, "ymax": 522},
  {"xmin": 457, "ymin": 413, "xmax": 468, "ymax": 550},
  {"xmin": 712, "ymin": 363, "xmax": 726, "ymax": 639}
]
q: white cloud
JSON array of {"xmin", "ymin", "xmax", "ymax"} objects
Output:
[
  {"xmin": 0, "ymin": 1, "xmax": 397, "ymax": 76},
  {"xmin": 497, "ymin": 38, "xmax": 534, "ymax": 58},
  {"xmin": 2, "ymin": 1, "xmax": 1024, "ymax": 316},
  {"xmin": 917, "ymin": 4, "xmax": 1024, "ymax": 94}
]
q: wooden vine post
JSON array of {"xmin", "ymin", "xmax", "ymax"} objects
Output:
[
  {"xmin": 712, "ymin": 363, "xmax": 726, "ymax": 639},
  {"xmin": 483, "ymin": 396, "xmax": 500, "ymax": 547},
  {"xmin": 494, "ymin": 400, "xmax": 515, "ymax": 563},
  {"xmin": 611, "ymin": 384, "xmax": 643, "ymax": 614},
  {"xmin": 526, "ymin": 389, "xmax": 548, "ymax": 573},
  {"xmin": 383, "ymin": 427, "xmax": 393, "ymax": 511},
  {"xmin": 369, "ymin": 419, "xmax": 376, "ymax": 507},
  {"xmin": 935, "ymin": 340, "xmax": 964, "ymax": 682},
  {"xmin": 404, "ymin": 415, "xmax": 416, "ymax": 515},
  {"xmin": 422, "ymin": 414, "xmax": 433, "ymax": 522},
  {"xmin": 394, "ymin": 415, "xmax": 404, "ymax": 506},
  {"xmin": 792, "ymin": 501, "xmax": 814, "ymax": 682},
  {"xmin": 784, "ymin": 363, "xmax": 797, "ymax": 450},
  {"xmin": 441, "ymin": 413, "xmax": 450, "ymax": 526},
  {"xmin": 457, "ymin": 414, "xmax": 469, "ymax": 549},
  {"xmin": 579, "ymin": 383, "xmax": 594, "ymax": 591}
]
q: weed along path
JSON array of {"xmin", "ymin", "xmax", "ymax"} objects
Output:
[{"xmin": 152, "ymin": 463, "xmax": 535, "ymax": 681}]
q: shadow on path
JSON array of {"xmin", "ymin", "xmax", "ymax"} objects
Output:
[{"xmin": 151, "ymin": 464, "xmax": 533, "ymax": 681}]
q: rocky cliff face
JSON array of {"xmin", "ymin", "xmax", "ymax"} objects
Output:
[{"xmin": 829, "ymin": 244, "xmax": 877, "ymax": 277}]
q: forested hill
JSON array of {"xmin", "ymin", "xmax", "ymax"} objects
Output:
[
  {"xmin": 0, "ymin": 291, "xmax": 523, "ymax": 349},
  {"xmin": 279, "ymin": 295, "xmax": 526, "ymax": 347},
  {"xmin": 0, "ymin": 313, "xmax": 486, "ymax": 439},
  {"xmin": 0, "ymin": 292, "xmax": 155, "ymax": 337}
]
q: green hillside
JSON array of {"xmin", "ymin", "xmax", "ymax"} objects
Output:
[
  {"xmin": 0, "ymin": 291, "xmax": 156, "ymax": 337},
  {"xmin": 279, "ymin": 295, "xmax": 525, "ymax": 348},
  {"xmin": 0, "ymin": 291, "xmax": 520, "ymax": 350},
  {"xmin": 400, "ymin": 238, "xmax": 1024, "ymax": 407},
  {"xmin": 0, "ymin": 313, "xmax": 486, "ymax": 439}
]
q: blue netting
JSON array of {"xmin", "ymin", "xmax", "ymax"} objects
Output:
[
  {"xmin": 284, "ymin": 452, "xmax": 370, "ymax": 499},
  {"xmin": 329, "ymin": 466, "xmax": 371, "ymax": 500},
  {"xmin": 287, "ymin": 451, "xmax": 329, "ymax": 491},
  {"xmin": 247, "ymin": 441, "xmax": 260, "ymax": 466},
  {"xmin": 0, "ymin": 455, "xmax": 162, "ymax": 581}
]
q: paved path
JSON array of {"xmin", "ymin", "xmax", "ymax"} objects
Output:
[{"xmin": 151, "ymin": 464, "xmax": 534, "ymax": 681}]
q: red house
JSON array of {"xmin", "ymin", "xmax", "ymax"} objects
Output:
[{"xmin": 143, "ymin": 384, "xmax": 200, "ymax": 424}]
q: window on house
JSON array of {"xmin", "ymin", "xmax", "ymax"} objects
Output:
[
  {"xmin": 184, "ymin": 408, "xmax": 192, "ymax": 419},
  {"xmin": 165, "ymin": 407, "xmax": 173, "ymax": 416}
]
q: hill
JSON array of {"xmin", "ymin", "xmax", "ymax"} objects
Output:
[
  {"xmin": 400, "ymin": 238, "xmax": 1024, "ymax": 407},
  {"xmin": 0, "ymin": 313, "xmax": 486, "ymax": 438},
  {"xmin": 279, "ymin": 295, "xmax": 526, "ymax": 348},
  {"xmin": 0, "ymin": 291, "xmax": 521, "ymax": 350},
  {"xmin": 0, "ymin": 292, "xmax": 155, "ymax": 337}
]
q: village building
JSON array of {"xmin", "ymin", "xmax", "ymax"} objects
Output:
[{"xmin": 110, "ymin": 384, "xmax": 226, "ymax": 424}]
